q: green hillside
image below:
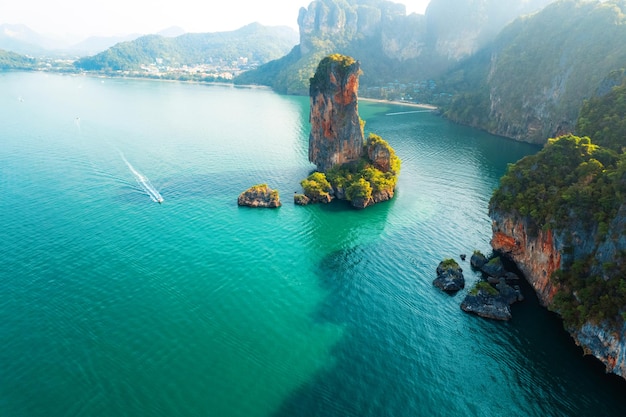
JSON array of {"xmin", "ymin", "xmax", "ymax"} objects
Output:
[
  {"xmin": 0, "ymin": 49, "xmax": 35, "ymax": 70},
  {"xmin": 74, "ymin": 23, "xmax": 298, "ymax": 72},
  {"xmin": 444, "ymin": 0, "xmax": 626, "ymax": 143}
]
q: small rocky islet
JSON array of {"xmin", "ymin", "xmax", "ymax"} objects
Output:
[
  {"xmin": 237, "ymin": 184, "xmax": 281, "ymax": 208},
  {"xmin": 242, "ymin": 53, "xmax": 400, "ymax": 210},
  {"xmin": 298, "ymin": 54, "xmax": 400, "ymax": 209},
  {"xmin": 433, "ymin": 258, "xmax": 465, "ymax": 293},
  {"xmin": 434, "ymin": 251, "xmax": 524, "ymax": 321}
]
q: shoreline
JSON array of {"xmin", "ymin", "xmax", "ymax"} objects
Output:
[
  {"xmin": 37, "ymin": 69, "xmax": 439, "ymax": 110},
  {"xmin": 359, "ymin": 97, "xmax": 438, "ymax": 110}
]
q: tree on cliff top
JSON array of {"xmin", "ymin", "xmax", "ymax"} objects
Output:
[
  {"xmin": 576, "ymin": 72, "xmax": 626, "ymax": 153},
  {"xmin": 310, "ymin": 53, "xmax": 361, "ymax": 93},
  {"xmin": 490, "ymin": 133, "xmax": 626, "ymax": 326},
  {"xmin": 490, "ymin": 134, "xmax": 621, "ymax": 232}
]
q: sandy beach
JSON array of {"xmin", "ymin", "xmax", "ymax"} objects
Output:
[{"xmin": 360, "ymin": 97, "xmax": 438, "ymax": 110}]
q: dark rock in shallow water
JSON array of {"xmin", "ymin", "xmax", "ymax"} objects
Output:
[
  {"xmin": 461, "ymin": 279, "xmax": 523, "ymax": 321},
  {"xmin": 481, "ymin": 256, "xmax": 506, "ymax": 278},
  {"xmin": 433, "ymin": 259, "xmax": 465, "ymax": 293},
  {"xmin": 470, "ymin": 251, "xmax": 488, "ymax": 269},
  {"xmin": 238, "ymin": 184, "xmax": 281, "ymax": 208},
  {"xmin": 461, "ymin": 288, "xmax": 512, "ymax": 321},
  {"xmin": 460, "ymin": 254, "xmax": 466, "ymax": 261}
]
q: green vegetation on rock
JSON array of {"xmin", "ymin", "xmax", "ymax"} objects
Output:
[
  {"xmin": 310, "ymin": 53, "xmax": 358, "ymax": 92},
  {"xmin": 301, "ymin": 172, "xmax": 334, "ymax": 202},
  {"xmin": 236, "ymin": 0, "xmax": 551, "ymax": 96},
  {"xmin": 470, "ymin": 281, "xmax": 499, "ymax": 296},
  {"xmin": 366, "ymin": 133, "xmax": 402, "ymax": 176},
  {"xmin": 443, "ymin": 0, "xmax": 626, "ymax": 143},
  {"xmin": 490, "ymin": 134, "xmax": 622, "ymax": 233},
  {"xmin": 552, "ymin": 255, "xmax": 626, "ymax": 327},
  {"xmin": 439, "ymin": 258, "xmax": 460, "ymax": 270},
  {"xmin": 490, "ymin": 75, "xmax": 626, "ymax": 327},
  {"xmin": 345, "ymin": 177, "xmax": 373, "ymax": 201},
  {"xmin": 302, "ymin": 133, "xmax": 400, "ymax": 208},
  {"xmin": 577, "ymin": 72, "xmax": 626, "ymax": 152}
]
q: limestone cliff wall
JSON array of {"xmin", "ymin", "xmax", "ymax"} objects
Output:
[
  {"xmin": 490, "ymin": 209, "xmax": 562, "ymax": 306},
  {"xmin": 297, "ymin": 0, "xmax": 425, "ymax": 61},
  {"xmin": 309, "ymin": 56, "xmax": 364, "ymax": 172},
  {"xmin": 490, "ymin": 207, "xmax": 626, "ymax": 379}
]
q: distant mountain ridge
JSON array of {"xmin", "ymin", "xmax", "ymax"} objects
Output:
[
  {"xmin": 0, "ymin": 23, "xmax": 181, "ymax": 57},
  {"xmin": 74, "ymin": 23, "xmax": 298, "ymax": 71},
  {"xmin": 0, "ymin": 24, "xmax": 52, "ymax": 56}
]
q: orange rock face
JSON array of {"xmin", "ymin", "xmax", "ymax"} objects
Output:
[
  {"xmin": 490, "ymin": 207, "xmax": 626, "ymax": 380},
  {"xmin": 308, "ymin": 56, "xmax": 364, "ymax": 172},
  {"xmin": 490, "ymin": 212, "xmax": 561, "ymax": 306}
]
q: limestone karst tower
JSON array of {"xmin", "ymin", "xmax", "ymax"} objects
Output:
[{"xmin": 308, "ymin": 54, "xmax": 364, "ymax": 172}]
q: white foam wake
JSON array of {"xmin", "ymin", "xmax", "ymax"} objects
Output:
[{"xmin": 120, "ymin": 153, "xmax": 164, "ymax": 204}]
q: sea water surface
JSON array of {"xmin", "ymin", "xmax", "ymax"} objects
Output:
[{"xmin": 1, "ymin": 72, "xmax": 625, "ymax": 417}]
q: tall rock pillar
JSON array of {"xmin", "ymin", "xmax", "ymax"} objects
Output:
[{"xmin": 308, "ymin": 54, "xmax": 364, "ymax": 172}]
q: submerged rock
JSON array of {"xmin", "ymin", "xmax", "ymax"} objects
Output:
[
  {"xmin": 238, "ymin": 184, "xmax": 281, "ymax": 208},
  {"xmin": 433, "ymin": 259, "xmax": 465, "ymax": 293}
]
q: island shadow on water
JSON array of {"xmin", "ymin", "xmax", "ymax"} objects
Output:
[
  {"xmin": 503, "ymin": 257, "xmax": 626, "ymax": 398},
  {"xmin": 270, "ymin": 241, "xmax": 626, "ymax": 417}
]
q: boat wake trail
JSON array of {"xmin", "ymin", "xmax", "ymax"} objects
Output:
[{"xmin": 120, "ymin": 153, "xmax": 164, "ymax": 204}]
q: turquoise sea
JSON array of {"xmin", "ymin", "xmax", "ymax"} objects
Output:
[{"xmin": 1, "ymin": 72, "xmax": 625, "ymax": 417}]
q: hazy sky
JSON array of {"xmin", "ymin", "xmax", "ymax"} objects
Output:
[{"xmin": 1, "ymin": 0, "xmax": 432, "ymax": 38}]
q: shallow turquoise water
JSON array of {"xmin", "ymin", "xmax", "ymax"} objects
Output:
[{"xmin": 1, "ymin": 72, "xmax": 625, "ymax": 417}]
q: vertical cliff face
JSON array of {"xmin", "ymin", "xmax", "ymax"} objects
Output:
[
  {"xmin": 490, "ymin": 207, "xmax": 626, "ymax": 380},
  {"xmin": 490, "ymin": 209, "xmax": 563, "ymax": 306},
  {"xmin": 297, "ymin": 0, "xmax": 422, "ymax": 59},
  {"xmin": 309, "ymin": 54, "xmax": 364, "ymax": 172}
]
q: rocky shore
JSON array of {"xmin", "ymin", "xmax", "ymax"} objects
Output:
[{"xmin": 433, "ymin": 251, "xmax": 524, "ymax": 321}]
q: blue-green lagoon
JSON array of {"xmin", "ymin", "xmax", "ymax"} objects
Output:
[{"xmin": 1, "ymin": 72, "xmax": 625, "ymax": 416}]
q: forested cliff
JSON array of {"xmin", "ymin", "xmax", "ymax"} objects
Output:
[
  {"xmin": 444, "ymin": 0, "xmax": 626, "ymax": 143},
  {"xmin": 236, "ymin": 0, "xmax": 626, "ymax": 147},
  {"xmin": 235, "ymin": 0, "xmax": 551, "ymax": 94},
  {"xmin": 489, "ymin": 79, "xmax": 626, "ymax": 378}
]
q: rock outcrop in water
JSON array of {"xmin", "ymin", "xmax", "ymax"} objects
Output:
[
  {"xmin": 460, "ymin": 253, "xmax": 524, "ymax": 321},
  {"xmin": 300, "ymin": 54, "xmax": 400, "ymax": 210},
  {"xmin": 433, "ymin": 258, "xmax": 465, "ymax": 293},
  {"xmin": 238, "ymin": 184, "xmax": 281, "ymax": 208},
  {"xmin": 309, "ymin": 54, "xmax": 364, "ymax": 173},
  {"xmin": 460, "ymin": 281, "xmax": 513, "ymax": 321}
]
